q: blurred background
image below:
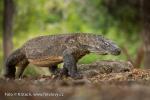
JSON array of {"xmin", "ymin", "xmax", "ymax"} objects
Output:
[{"xmin": 0, "ymin": 0, "xmax": 150, "ymax": 76}]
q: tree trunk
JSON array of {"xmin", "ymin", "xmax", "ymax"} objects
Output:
[
  {"xmin": 3, "ymin": 0, "xmax": 14, "ymax": 61},
  {"xmin": 140, "ymin": 0, "xmax": 150, "ymax": 68}
]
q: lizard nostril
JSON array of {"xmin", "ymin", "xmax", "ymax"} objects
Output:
[{"xmin": 115, "ymin": 48, "xmax": 121, "ymax": 55}]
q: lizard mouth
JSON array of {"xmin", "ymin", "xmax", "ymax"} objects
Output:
[
  {"xmin": 89, "ymin": 50, "xmax": 108, "ymax": 55},
  {"xmin": 100, "ymin": 52, "xmax": 108, "ymax": 55},
  {"xmin": 95, "ymin": 52, "xmax": 108, "ymax": 55}
]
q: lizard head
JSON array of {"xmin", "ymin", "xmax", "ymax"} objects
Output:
[{"xmin": 83, "ymin": 34, "xmax": 121, "ymax": 55}]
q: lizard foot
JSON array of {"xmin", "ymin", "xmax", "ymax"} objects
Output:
[{"xmin": 4, "ymin": 74, "xmax": 15, "ymax": 80}]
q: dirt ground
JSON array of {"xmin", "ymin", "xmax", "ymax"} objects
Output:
[{"xmin": 1, "ymin": 60, "xmax": 150, "ymax": 100}]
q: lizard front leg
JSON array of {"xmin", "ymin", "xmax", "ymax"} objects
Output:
[{"xmin": 62, "ymin": 48, "xmax": 82, "ymax": 79}]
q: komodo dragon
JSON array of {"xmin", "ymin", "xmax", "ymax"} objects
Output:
[{"xmin": 4, "ymin": 33, "xmax": 121, "ymax": 79}]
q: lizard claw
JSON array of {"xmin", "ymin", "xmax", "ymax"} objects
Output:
[{"xmin": 71, "ymin": 73, "xmax": 83, "ymax": 79}]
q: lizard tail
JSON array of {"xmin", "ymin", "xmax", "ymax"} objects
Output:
[{"xmin": 4, "ymin": 48, "xmax": 26, "ymax": 78}]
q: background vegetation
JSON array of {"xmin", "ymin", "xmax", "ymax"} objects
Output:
[{"xmin": 0, "ymin": 0, "xmax": 144, "ymax": 76}]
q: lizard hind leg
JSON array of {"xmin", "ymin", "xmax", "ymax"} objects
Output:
[{"xmin": 4, "ymin": 48, "xmax": 26, "ymax": 79}]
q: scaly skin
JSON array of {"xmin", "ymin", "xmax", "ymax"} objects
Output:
[{"xmin": 4, "ymin": 33, "xmax": 121, "ymax": 79}]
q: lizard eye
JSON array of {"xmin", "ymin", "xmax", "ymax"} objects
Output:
[{"xmin": 104, "ymin": 42, "xmax": 109, "ymax": 46}]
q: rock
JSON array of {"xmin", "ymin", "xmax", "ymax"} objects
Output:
[{"xmin": 78, "ymin": 60, "xmax": 133, "ymax": 78}]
